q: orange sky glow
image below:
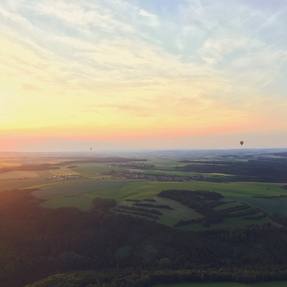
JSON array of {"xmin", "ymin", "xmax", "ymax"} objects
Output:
[{"xmin": 1, "ymin": 0, "xmax": 287, "ymax": 151}]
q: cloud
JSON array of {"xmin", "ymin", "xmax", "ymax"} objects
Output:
[
  {"xmin": 0, "ymin": 0, "xmax": 287, "ymax": 149},
  {"xmin": 35, "ymin": 0, "xmax": 135, "ymax": 33},
  {"xmin": 138, "ymin": 8, "xmax": 159, "ymax": 27}
]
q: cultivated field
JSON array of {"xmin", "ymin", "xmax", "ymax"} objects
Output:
[
  {"xmin": 1, "ymin": 152, "xmax": 287, "ymax": 231},
  {"xmin": 1, "ymin": 150, "xmax": 287, "ymax": 287}
]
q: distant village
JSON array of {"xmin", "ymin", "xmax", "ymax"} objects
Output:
[{"xmin": 48, "ymin": 173, "xmax": 82, "ymax": 181}]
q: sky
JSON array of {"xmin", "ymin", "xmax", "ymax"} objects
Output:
[{"xmin": 0, "ymin": 0, "xmax": 287, "ymax": 151}]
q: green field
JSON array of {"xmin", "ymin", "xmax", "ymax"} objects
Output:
[
  {"xmin": 2, "ymin": 159, "xmax": 287, "ymax": 230},
  {"xmin": 2, "ymin": 154, "xmax": 287, "ymax": 286},
  {"xmin": 34, "ymin": 171, "xmax": 287, "ymax": 206},
  {"xmin": 34, "ymin": 176, "xmax": 287, "ymax": 209},
  {"xmin": 29, "ymin": 160, "xmax": 287, "ymax": 229}
]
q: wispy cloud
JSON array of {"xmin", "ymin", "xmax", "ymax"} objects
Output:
[{"xmin": 0, "ymin": 0, "xmax": 287, "ymax": 149}]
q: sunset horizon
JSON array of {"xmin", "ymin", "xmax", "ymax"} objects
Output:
[
  {"xmin": 1, "ymin": 2, "xmax": 287, "ymax": 286},
  {"xmin": 1, "ymin": 0, "xmax": 287, "ymax": 151}
]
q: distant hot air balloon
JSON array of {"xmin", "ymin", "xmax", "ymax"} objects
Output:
[
  {"xmin": 240, "ymin": 141, "xmax": 244, "ymax": 146},
  {"xmin": 90, "ymin": 147, "xmax": 93, "ymax": 152}
]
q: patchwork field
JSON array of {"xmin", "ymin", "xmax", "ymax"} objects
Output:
[
  {"xmin": 24, "ymin": 156, "xmax": 287, "ymax": 230},
  {"xmin": 1, "ymin": 151, "xmax": 287, "ymax": 287},
  {"xmin": 1, "ymin": 152, "xmax": 287, "ymax": 231},
  {"xmin": 33, "ymin": 178, "xmax": 285, "ymax": 220}
]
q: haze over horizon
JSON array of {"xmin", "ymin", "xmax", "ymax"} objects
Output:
[{"xmin": 1, "ymin": 0, "xmax": 287, "ymax": 151}]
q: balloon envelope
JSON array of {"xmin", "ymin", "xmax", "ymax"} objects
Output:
[{"xmin": 240, "ymin": 141, "xmax": 244, "ymax": 146}]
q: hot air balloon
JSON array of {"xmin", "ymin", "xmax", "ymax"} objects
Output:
[{"xmin": 240, "ymin": 141, "xmax": 244, "ymax": 146}]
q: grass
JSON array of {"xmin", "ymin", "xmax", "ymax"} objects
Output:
[
  {"xmin": 0, "ymin": 170, "xmax": 52, "ymax": 192},
  {"xmin": 3, "ymin": 160, "xmax": 285, "ymax": 229},
  {"xmin": 0, "ymin": 170, "xmax": 39, "ymax": 180},
  {"xmin": 34, "ymin": 179, "xmax": 287, "ymax": 210},
  {"xmin": 32, "ymin": 176, "xmax": 286, "ymax": 228},
  {"xmin": 73, "ymin": 162, "xmax": 117, "ymax": 177},
  {"xmin": 34, "ymin": 179, "xmax": 129, "ymax": 210},
  {"xmin": 118, "ymin": 196, "xmax": 202, "ymax": 226},
  {"xmin": 155, "ymin": 197, "xmax": 202, "ymax": 226}
]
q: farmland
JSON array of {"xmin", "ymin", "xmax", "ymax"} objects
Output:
[
  {"xmin": 1, "ymin": 150, "xmax": 287, "ymax": 287},
  {"xmin": 1, "ymin": 152, "xmax": 287, "ymax": 231},
  {"xmin": 26, "ymin": 155, "xmax": 287, "ymax": 230}
]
